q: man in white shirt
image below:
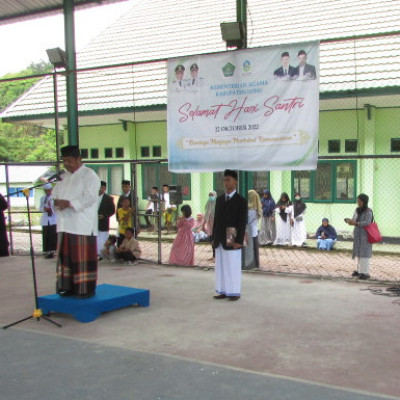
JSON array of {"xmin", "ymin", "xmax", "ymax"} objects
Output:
[
  {"xmin": 53, "ymin": 145, "xmax": 100, "ymax": 298},
  {"xmin": 162, "ymin": 184, "xmax": 171, "ymax": 209},
  {"xmin": 161, "ymin": 184, "xmax": 177, "ymax": 234}
]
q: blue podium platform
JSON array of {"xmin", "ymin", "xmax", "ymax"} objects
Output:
[{"xmin": 38, "ymin": 284, "xmax": 150, "ymax": 323}]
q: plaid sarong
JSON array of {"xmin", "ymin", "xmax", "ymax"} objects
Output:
[{"xmin": 57, "ymin": 233, "xmax": 98, "ymax": 296}]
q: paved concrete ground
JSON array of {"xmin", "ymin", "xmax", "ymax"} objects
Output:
[
  {"xmin": 1, "ymin": 255, "xmax": 400, "ymax": 400},
  {"xmin": 2, "ymin": 330, "xmax": 398, "ymax": 400}
]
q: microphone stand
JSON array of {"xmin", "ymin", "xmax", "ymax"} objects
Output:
[{"xmin": 3, "ymin": 180, "xmax": 62, "ymax": 329}]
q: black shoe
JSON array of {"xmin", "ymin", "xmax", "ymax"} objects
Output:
[
  {"xmin": 228, "ymin": 296, "xmax": 241, "ymax": 301},
  {"xmin": 98, "ymin": 256, "xmax": 103, "ymax": 261},
  {"xmin": 351, "ymin": 270, "xmax": 360, "ymax": 277},
  {"xmin": 359, "ymin": 274, "xmax": 370, "ymax": 280},
  {"xmin": 44, "ymin": 253, "xmax": 54, "ymax": 259},
  {"xmin": 213, "ymin": 294, "xmax": 227, "ymax": 299},
  {"xmin": 58, "ymin": 290, "xmax": 73, "ymax": 297}
]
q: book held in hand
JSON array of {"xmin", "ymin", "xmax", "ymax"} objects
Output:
[{"xmin": 226, "ymin": 227, "xmax": 247, "ymax": 247}]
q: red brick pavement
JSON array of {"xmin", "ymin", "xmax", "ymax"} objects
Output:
[
  {"xmin": 138, "ymin": 240, "xmax": 399, "ymax": 282},
  {"xmin": 9, "ymin": 231, "xmax": 400, "ymax": 282}
]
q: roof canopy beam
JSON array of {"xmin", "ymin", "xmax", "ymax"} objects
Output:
[{"xmin": 63, "ymin": 0, "xmax": 79, "ymax": 146}]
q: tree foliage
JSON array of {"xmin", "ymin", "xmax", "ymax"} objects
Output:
[
  {"xmin": 0, "ymin": 61, "xmax": 51, "ymax": 111},
  {"xmin": 0, "ymin": 61, "xmax": 57, "ymax": 162},
  {"xmin": 0, "ymin": 123, "xmax": 56, "ymax": 162}
]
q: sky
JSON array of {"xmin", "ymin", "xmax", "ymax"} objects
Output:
[{"xmin": 0, "ymin": 0, "xmax": 137, "ymax": 76}]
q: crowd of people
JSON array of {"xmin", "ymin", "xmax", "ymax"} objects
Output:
[
  {"xmin": 161, "ymin": 187, "xmax": 375, "ymax": 284},
  {"xmin": 260, "ymin": 191, "xmax": 308, "ymax": 247},
  {"xmin": 48, "ymin": 176, "xmax": 336, "ymax": 271},
  {"xmin": 35, "ymin": 176, "xmax": 141, "ymax": 267}
]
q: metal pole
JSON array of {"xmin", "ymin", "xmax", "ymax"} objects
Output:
[
  {"xmin": 52, "ymin": 71, "xmax": 61, "ymax": 171},
  {"xmin": 236, "ymin": 0, "xmax": 247, "ymax": 49},
  {"xmin": 4, "ymin": 165, "xmax": 14, "ymax": 255},
  {"xmin": 63, "ymin": 0, "xmax": 79, "ymax": 146},
  {"xmin": 3, "ymin": 188, "xmax": 62, "ymax": 329},
  {"xmin": 157, "ymin": 161, "xmax": 162, "ymax": 264},
  {"xmin": 24, "ymin": 192, "xmax": 40, "ymax": 311},
  {"xmin": 237, "ymin": 0, "xmax": 248, "ymax": 192},
  {"xmin": 131, "ymin": 162, "xmax": 139, "ymax": 238}
]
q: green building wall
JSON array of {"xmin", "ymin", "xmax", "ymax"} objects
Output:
[{"xmin": 374, "ymin": 108, "xmax": 400, "ymax": 237}]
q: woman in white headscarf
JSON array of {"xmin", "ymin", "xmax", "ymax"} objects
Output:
[
  {"xmin": 242, "ymin": 190, "xmax": 262, "ymax": 270},
  {"xmin": 273, "ymin": 192, "xmax": 292, "ymax": 246},
  {"xmin": 291, "ymin": 192, "xmax": 307, "ymax": 247}
]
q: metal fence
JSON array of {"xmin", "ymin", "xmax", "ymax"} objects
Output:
[{"xmin": 1, "ymin": 155, "xmax": 400, "ymax": 282}]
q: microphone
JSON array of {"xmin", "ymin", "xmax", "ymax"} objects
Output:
[{"xmin": 47, "ymin": 170, "xmax": 65, "ymax": 182}]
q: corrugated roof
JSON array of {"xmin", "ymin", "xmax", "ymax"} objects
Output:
[
  {"xmin": 248, "ymin": 0, "xmax": 400, "ymax": 45},
  {"xmin": 0, "ymin": 0, "xmax": 127, "ymax": 24},
  {"xmin": 1, "ymin": 0, "xmax": 400, "ymax": 124}
]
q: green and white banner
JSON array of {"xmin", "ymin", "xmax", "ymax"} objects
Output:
[{"xmin": 167, "ymin": 42, "xmax": 319, "ymax": 172}]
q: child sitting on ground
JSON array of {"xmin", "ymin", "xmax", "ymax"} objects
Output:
[
  {"xmin": 116, "ymin": 228, "xmax": 141, "ymax": 265},
  {"xmin": 316, "ymin": 218, "xmax": 338, "ymax": 251},
  {"xmin": 100, "ymin": 235, "xmax": 117, "ymax": 262},
  {"xmin": 192, "ymin": 213, "xmax": 208, "ymax": 242}
]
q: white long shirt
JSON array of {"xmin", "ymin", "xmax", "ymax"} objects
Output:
[
  {"xmin": 163, "ymin": 192, "xmax": 171, "ymax": 209},
  {"xmin": 162, "ymin": 192, "xmax": 177, "ymax": 211},
  {"xmin": 39, "ymin": 194, "xmax": 57, "ymax": 226},
  {"xmin": 247, "ymin": 209, "xmax": 259, "ymax": 238},
  {"xmin": 53, "ymin": 165, "xmax": 100, "ymax": 236}
]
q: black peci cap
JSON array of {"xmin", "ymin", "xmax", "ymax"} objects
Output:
[
  {"xmin": 223, "ymin": 169, "xmax": 238, "ymax": 180},
  {"xmin": 60, "ymin": 145, "xmax": 81, "ymax": 158}
]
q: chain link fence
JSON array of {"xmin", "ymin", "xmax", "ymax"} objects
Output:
[{"xmin": 1, "ymin": 156, "xmax": 400, "ymax": 282}]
